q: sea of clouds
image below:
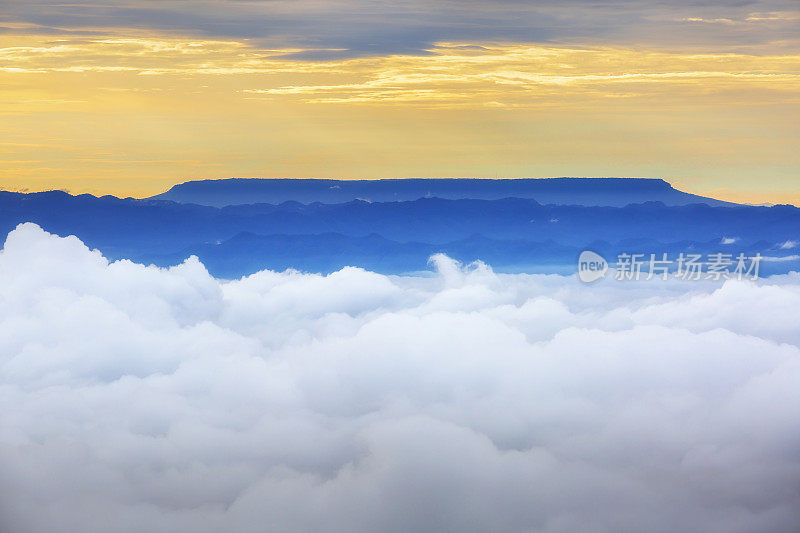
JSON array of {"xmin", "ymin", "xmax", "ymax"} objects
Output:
[{"xmin": 1, "ymin": 223, "xmax": 799, "ymax": 533}]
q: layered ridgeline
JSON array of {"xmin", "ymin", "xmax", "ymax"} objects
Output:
[
  {"xmin": 1, "ymin": 178, "xmax": 797, "ymax": 277},
  {"xmin": 151, "ymin": 177, "xmax": 734, "ymax": 208}
]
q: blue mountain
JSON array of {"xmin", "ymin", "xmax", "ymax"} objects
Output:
[
  {"xmin": 1, "ymin": 184, "xmax": 797, "ymax": 278},
  {"xmin": 150, "ymin": 177, "xmax": 735, "ymax": 208}
]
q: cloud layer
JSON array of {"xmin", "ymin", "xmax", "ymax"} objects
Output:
[
  {"xmin": 1, "ymin": 223, "xmax": 800, "ymax": 532},
  {"xmin": 3, "ymin": 0, "xmax": 799, "ymax": 54}
]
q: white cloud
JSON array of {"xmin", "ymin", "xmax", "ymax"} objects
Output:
[
  {"xmin": 1, "ymin": 223, "xmax": 799, "ymax": 533},
  {"xmin": 763, "ymin": 254, "xmax": 800, "ymax": 263}
]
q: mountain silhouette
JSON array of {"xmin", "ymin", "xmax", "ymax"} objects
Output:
[
  {"xmin": 150, "ymin": 177, "xmax": 735, "ymax": 208},
  {"xmin": 1, "ymin": 185, "xmax": 797, "ymax": 277}
]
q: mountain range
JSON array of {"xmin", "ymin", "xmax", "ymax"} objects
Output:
[{"xmin": 1, "ymin": 178, "xmax": 796, "ymax": 277}]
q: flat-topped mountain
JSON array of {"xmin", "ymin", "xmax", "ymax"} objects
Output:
[{"xmin": 150, "ymin": 177, "xmax": 734, "ymax": 208}]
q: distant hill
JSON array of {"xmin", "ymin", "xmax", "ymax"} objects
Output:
[
  {"xmin": 149, "ymin": 177, "xmax": 735, "ymax": 208},
  {"xmin": 1, "ymin": 190, "xmax": 796, "ymax": 278}
]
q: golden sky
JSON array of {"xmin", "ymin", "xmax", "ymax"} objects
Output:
[{"xmin": 1, "ymin": 2, "xmax": 799, "ymax": 203}]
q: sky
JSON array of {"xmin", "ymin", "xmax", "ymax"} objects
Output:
[{"xmin": 0, "ymin": 0, "xmax": 798, "ymax": 202}]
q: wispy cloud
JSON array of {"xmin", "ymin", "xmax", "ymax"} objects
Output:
[{"xmin": 3, "ymin": 37, "xmax": 799, "ymax": 107}]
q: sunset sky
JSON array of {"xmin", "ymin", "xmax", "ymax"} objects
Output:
[{"xmin": 1, "ymin": 0, "xmax": 798, "ymax": 203}]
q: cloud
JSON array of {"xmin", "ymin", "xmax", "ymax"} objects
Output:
[
  {"xmin": 763, "ymin": 254, "xmax": 800, "ymax": 263},
  {"xmin": 1, "ymin": 223, "xmax": 799, "ymax": 532},
  {"xmin": 1, "ymin": 0, "xmax": 798, "ymax": 55},
  {"xmin": 4, "ymin": 36, "xmax": 798, "ymax": 108}
]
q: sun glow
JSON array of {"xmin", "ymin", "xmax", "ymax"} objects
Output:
[{"xmin": 1, "ymin": 34, "xmax": 798, "ymax": 199}]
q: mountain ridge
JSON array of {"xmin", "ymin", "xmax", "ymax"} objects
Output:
[
  {"xmin": 149, "ymin": 177, "xmax": 736, "ymax": 208},
  {"xmin": 0, "ymin": 189, "xmax": 796, "ymax": 277}
]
